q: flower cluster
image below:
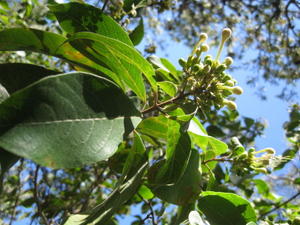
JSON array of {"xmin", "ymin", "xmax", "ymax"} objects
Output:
[{"xmin": 178, "ymin": 28, "xmax": 243, "ymax": 112}]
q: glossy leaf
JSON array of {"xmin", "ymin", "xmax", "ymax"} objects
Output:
[
  {"xmin": 198, "ymin": 191, "xmax": 257, "ymax": 225},
  {"xmin": 0, "ymin": 83, "xmax": 9, "ymax": 103},
  {"xmin": 188, "ymin": 117, "xmax": 228, "ymax": 156},
  {"xmin": 49, "ymin": 2, "xmax": 133, "ymax": 45},
  {"xmin": 0, "ymin": 63, "xmax": 59, "ymax": 94},
  {"xmin": 0, "ymin": 28, "xmax": 123, "ymax": 87},
  {"xmin": 68, "ymin": 32, "xmax": 157, "ymax": 100},
  {"xmin": 0, "ymin": 72, "xmax": 140, "ymax": 168},
  {"xmin": 129, "ymin": 18, "xmax": 144, "ymax": 45}
]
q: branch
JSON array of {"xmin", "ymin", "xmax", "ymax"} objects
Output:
[
  {"xmin": 33, "ymin": 165, "xmax": 49, "ymax": 225},
  {"xmin": 203, "ymin": 157, "xmax": 232, "ymax": 164},
  {"xmin": 258, "ymin": 190, "xmax": 300, "ymax": 220},
  {"xmin": 137, "ymin": 193, "xmax": 157, "ymax": 225},
  {"xmin": 141, "ymin": 91, "xmax": 192, "ymax": 115}
]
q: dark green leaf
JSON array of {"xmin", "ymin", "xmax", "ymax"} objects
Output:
[
  {"xmin": 49, "ymin": 2, "xmax": 133, "ymax": 46},
  {"xmin": 0, "ymin": 72, "xmax": 140, "ymax": 168},
  {"xmin": 148, "ymin": 149, "xmax": 202, "ymax": 205},
  {"xmin": 129, "ymin": 18, "xmax": 144, "ymax": 45},
  {"xmin": 294, "ymin": 177, "xmax": 300, "ymax": 185},
  {"xmin": 198, "ymin": 191, "xmax": 257, "ymax": 225},
  {"xmin": 82, "ymin": 163, "xmax": 148, "ymax": 225},
  {"xmin": 0, "ymin": 63, "xmax": 59, "ymax": 94}
]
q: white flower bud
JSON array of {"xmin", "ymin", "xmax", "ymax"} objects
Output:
[
  {"xmin": 222, "ymin": 28, "xmax": 232, "ymax": 42},
  {"xmin": 199, "ymin": 33, "xmax": 208, "ymax": 42},
  {"xmin": 224, "ymin": 57, "xmax": 233, "ymax": 66},
  {"xmin": 200, "ymin": 43, "xmax": 209, "ymax": 52},
  {"xmin": 232, "ymin": 86, "xmax": 243, "ymax": 95}
]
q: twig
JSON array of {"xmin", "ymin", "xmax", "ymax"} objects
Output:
[
  {"xmin": 137, "ymin": 193, "xmax": 157, "ymax": 225},
  {"xmin": 141, "ymin": 91, "xmax": 191, "ymax": 115},
  {"xmin": 33, "ymin": 165, "xmax": 49, "ymax": 225},
  {"xmin": 101, "ymin": 0, "xmax": 109, "ymax": 12},
  {"xmin": 203, "ymin": 157, "xmax": 232, "ymax": 164},
  {"xmin": 9, "ymin": 159, "xmax": 24, "ymax": 225},
  {"xmin": 258, "ymin": 190, "xmax": 300, "ymax": 220}
]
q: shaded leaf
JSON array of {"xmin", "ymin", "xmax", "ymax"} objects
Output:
[
  {"xmin": 198, "ymin": 191, "xmax": 257, "ymax": 225},
  {"xmin": 0, "ymin": 63, "xmax": 59, "ymax": 94},
  {"xmin": 148, "ymin": 149, "xmax": 202, "ymax": 205},
  {"xmin": 82, "ymin": 163, "xmax": 148, "ymax": 225},
  {"xmin": 49, "ymin": 2, "xmax": 133, "ymax": 45},
  {"xmin": 129, "ymin": 18, "xmax": 144, "ymax": 46},
  {"xmin": 0, "ymin": 72, "xmax": 140, "ymax": 168}
]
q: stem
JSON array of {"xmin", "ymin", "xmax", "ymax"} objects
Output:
[
  {"xmin": 258, "ymin": 190, "xmax": 300, "ymax": 220},
  {"xmin": 101, "ymin": 0, "xmax": 109, "ymax": 12},
  {"xmin": 216, "ymin": 41, "xmax": 225, "ymax": 61},
  {"xmin": 203, "ymin": 157, "xmax": 232, "ymax": 164},
  {"xmin": 33, "ymin": 165, "xmax": 49, "ymax": 225},
  {"xmin": 141, "ymin": 92, "xmax": 191, "ymax": 115}
]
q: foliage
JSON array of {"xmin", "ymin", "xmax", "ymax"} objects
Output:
[{"xmin": 0, "ymin": 1, "xmax": 299, "ymax": 225}]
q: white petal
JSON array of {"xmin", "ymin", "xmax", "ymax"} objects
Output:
[{"xmin": 188, "ymin": 211, "xmax": 205, "ymax": 225}]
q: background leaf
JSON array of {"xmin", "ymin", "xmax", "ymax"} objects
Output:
[
  {"xmin": 198, "ymin": 191, "xmax": 257, "ymax": 225},
  {"xmin": 0, "ymin": 72, "xmax": 140, "ymax": 168},
  {"xmin": 129, "ymin": 18, "xmax": 144, "ymax": 46},
  {"xmin": 49, "ymin": 2, "xmax": 133, "ymax": 46}
]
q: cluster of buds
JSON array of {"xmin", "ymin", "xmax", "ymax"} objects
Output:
[
  {"xmin": 229, "ymin": 137, "xmax": 280, "ymax": 176},
  {"xmin": 178, "ymin": 28, "xmax": 243, "ymax": 111}
]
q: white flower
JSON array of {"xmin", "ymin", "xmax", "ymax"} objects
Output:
[{"xmin": 188, "ymin": 211, "xmax": 208, "ymax": 225}]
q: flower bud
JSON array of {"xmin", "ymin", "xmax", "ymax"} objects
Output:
[
  {"xmin": 222, "ymin": 28, "xmax": 232, "ymax": 42},
  {"xmin": 192, "ymin": 64, "xmax": 202, "ymax": 73},
  {"xmin": 199, "ymin": 33, "xmax": 208, "ymax": 42},
  {"xmin": 254, "ymin": 168, "xmax": 268, "ymax": 174},
  {"xmin": 215, "ymin": 64, "xmax": 227, "ymax": 74},
  {"xmin": 178, "ymin": 58, "xmax": 187, "ymax": 68},
  {"xmin": 195, "ymin": 48, "xmax": 201, "ymax": 57},
  {"xmin": 204, "ymin": 55, "xmax": 212, "ymax": 62},
  {"xmin": 224, "ymin": 57, "xmax": 233, "ymax": 66},
  {"xmin": 224, "ymin": 99, "xmax": 237, "ymax": 110},
  {"xmin": 187, "ymin": 55, "xmax": 194, "ymax": 67},
  {"xmin": 203, "ymin": 64, "xmax": 211, "ymax": 73},
  {"xmin": 225, "ymin": 80, "xmax": 235, "ymax": 87},
  {"xmin": 200, "ymin": 43, "xmax": 209, "ymax": 52},
  {"xmin": 232, "ymin": 86, "xmax": 243, "ymax": 95},
  {"xmin": 265, "ymin": 148, "xmax": 276, "ymax": 154}
]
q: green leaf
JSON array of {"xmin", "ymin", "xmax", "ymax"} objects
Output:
[
  {"xmin": 0, "ymin": 63, "xmax": 59, "ymax": 94},
  {"xmin": 0, "ymin": 28, "xmax": 123, "ymax": 88},
  {"xmin": 68, "ymin": 32, "xmax": 157, "ymax": 100},
  {"xmin": 82, "ymin": 163, "xmax": 148, "ymax": 225},
  {"xmin": 148, "ymin": 149, "xmax": 202, "ymax": 205},
  {"xmin": 294, "ymin": 177, "xmax": 300, "ymax": 185},
  {"xmin": 136, "ymin": 115, "xmax": 169, "ymax": 141},
  {"xmin": 49, "ymin": 2, "xmax": 133, "ymax": 46},
  {"xmin": 0, "ymin": 148, "xmax": 19, "ymax": 174},
  {"xmin": 63, "ymin": 215, "xmax": 89, "ymax": 225},
  {"xmin": 188, "ymin": 117, "xmax": 228, "ymax": 156},
  {"xmin": 129, "ymin": 18, "xmax": 144, "ymax": 45},
  {"xmin": 198, "ymin": 191, "xmax": 257, "ymax": 225},
  {"xmin": 0, "ymin": 72, "xmax": 140, "ymax": 168},
  {"xmin": 149, "ymin": 56, "xmax": 180, "ymax": 82},
  {"xmin": 158, "ymin": 81, "xmax": 177, "ymax": 97}
]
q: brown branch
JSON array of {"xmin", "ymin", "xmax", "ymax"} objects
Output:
[
  {"xmin": 137, "ymin": 193, "xmax": 157, "ymax": 225},
  {"xmin": 141, "ymin": 92, "xmax": 192, "ymax": 115},
  {"xmin": 258, "ymin": 190, "xmax": 300, "ymax": 220}
]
